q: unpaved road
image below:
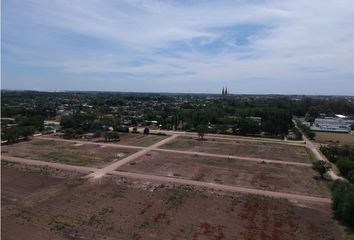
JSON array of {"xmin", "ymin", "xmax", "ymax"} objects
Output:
[
  {"xmin": 1, "ymin": 155, "xmax": 96, "ymax": 173},
  {"xmin": 110, "ymin": 170, "xmax": 331, "ymax": 204},
  {"xmin": 87, "ymin": 134, "xmax": 178, "ymax": 179},
  {"xmin": 38, "ymin": 136, "xmax": 311, "ymax": 167},
  {"xmin": 132, "ymin": 128, "xmax": 305, "ymax": 146},
  {"xmin": 1, "ymin": 155, "xmax": 330, "ymax": 204}
]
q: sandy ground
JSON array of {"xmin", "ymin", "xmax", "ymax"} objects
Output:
[
  {"xmin": 1, "ymin": 169, "xmax": 346, "ymax": 240},
  {"xmin": 161, "ymin": 136, "xmax": 312, "ymax": 163},
  {"xmin": 120, "ymin": 150, "xmax": 330, "ymax": 197},
  {"xmin": 1, "ymin": 139, "xmax": 138, "ymax": 168}
]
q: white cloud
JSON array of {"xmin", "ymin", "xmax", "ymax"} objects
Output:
[{"xmin": 2, "ymin": 0, "xmax": 354, "ymax": 94}]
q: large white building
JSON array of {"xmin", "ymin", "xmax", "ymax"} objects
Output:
[{"xmin": 311, "ymin": 115, "xmax": 354, "ymax": 133}]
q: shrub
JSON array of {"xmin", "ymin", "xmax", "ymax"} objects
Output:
[
  {"xmin": 143, "ymin": 128, "xmax": 149, "ymax": 135},
  {"xmin": 331, "ymin": 180, "xmax": 354, "ymax": 228},
  {"xmin": 348, "ymin": 170, "xmax": 354, "ymax": 184},
  {"xmin": 336, "ymin": 157, "xmax": 354, "ymax": 177},
  {"xmin": 312, "ymin": 160, "xmax": 330, "ymax": 178}
]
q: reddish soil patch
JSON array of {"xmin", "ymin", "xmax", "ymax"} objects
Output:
[
  {"xmin": 162, "ymin": 136, "xmax": 311, "ymax": 163},
  {"xmin": 120, "ymin": 151, "xmax": 330, "ymax": 197},
  {"xmin": 1, "ymin": 139, "xmax": 137, "ymax": 167},
  {"xmin": 117, "ymin": 133, "xmax": 168, "ymax": 147},
  {"xmin": 1, "ymin": 174, "xmax": 343, "ymax": 240}
]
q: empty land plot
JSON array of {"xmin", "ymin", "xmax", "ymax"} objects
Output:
[
  {"xmin": 315, "ymin": 132, "xmax": 354, "ymax": 145},
  {"xmin": 117, "ymin": 133, "xmax": 168, "ymax": 147},
  {"xmin": 1, "ymin": 166, "xmax": 67, "ymax": 209},
  {"xmin": 120, "ymin": 151, "xmax": 330, "ymax": 197},
  {"xmin": 1, "ymin": 139, "xmax": 138, "ymax": 168},
  {"xmin": 1, "ymin": 175, "xmax": 345, "ymax": 240},
  {"xmin": 161, "ymin": 136, "xmax": 311, "ymax": 163}
]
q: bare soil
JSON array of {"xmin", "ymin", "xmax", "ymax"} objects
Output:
[
  {"xmin": 1, "ymin": 139, "xmax": 138, "ymax": 168},
  {"xmin": 120, "ymin": 151, "xmax": 330, "ymax": 197},
  {"xmin": 118, "ymin": 133, "xmax": 168, "ymax": 147},
  {"xmin": 161, "ymin": 136, "xmax": 312, "ymax": 163},
  {"xmin": 1, "ymin": 171, "xmax": 345, "ymax": 240}
]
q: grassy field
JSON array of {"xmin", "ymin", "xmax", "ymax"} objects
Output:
[{"xmin": 315, "ymin": 132, "xmax": 354, "ymax": 145}]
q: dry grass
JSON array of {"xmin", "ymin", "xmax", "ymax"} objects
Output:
[{"xmin": 315, "ymin": 132, "xmax": 354, "ymax": 145}]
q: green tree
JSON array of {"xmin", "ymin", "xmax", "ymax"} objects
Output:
[
  {"xmin": 196, "ymin": 124, "xmax": 208, "ymax": 140},
  {"xmin": 331, "ymin": 180, "xmax": 354, "ymax": 228},
  {"xmin": 312, "ymin": 160, "xmax": 329, "ymax": 178},
  {"xmin": 336, "ymin": 157, "xmax": 354, "ymax": 177}
]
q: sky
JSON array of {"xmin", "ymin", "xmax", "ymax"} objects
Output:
[{"xmin": 2, "ymin": 0, "xmax": 354, "ymax": 95}]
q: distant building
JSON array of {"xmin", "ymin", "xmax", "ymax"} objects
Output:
[
  {"xmin": 221, "ymin": 86, "xmax": 229, "ymax": 97},
  {"xmin": 311, "ymin": 115, "xmax": 354, "ymax": 133}
]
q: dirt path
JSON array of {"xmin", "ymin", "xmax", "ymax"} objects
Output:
[
  {"xmin": 2, "ymin": 155, "xmax": 331, "ymax": 203},
  {"xmin": 38, "ymin": 136, "xmax": 311, "ymax": 167},
  {"xmin": 87, "ymin": 134, "xmax": 179, "ymax": 179},
  {"xmin": 1, "ymin": 155, "xmax": 96, "ymax": 173},
  {"xmin": 38, "ymin": 135, "xmax": 144, "ymax": 150},
  {"xmin": 293, "ymin": 120, "xmax": 345, "ymax": 181},
  {"xmin": 157, "ymin": 148, "xmax": 312, "ymax": 167},
  {"xmin": 132, "ymin": 128, "xmax": 305, "ymax": 146},
  {"xmin": 109, "ymin": 170, "xmax": 331, "ymax": 204}
]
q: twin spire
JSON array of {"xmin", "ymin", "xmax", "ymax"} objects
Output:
[{"xmin": 222, "ymin": 86, "xmax": 228, "ymax": 96}]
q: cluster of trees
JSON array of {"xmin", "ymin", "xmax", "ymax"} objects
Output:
[
  {"xmin": 331, "ymin": 180, "xmax": 354, "ymax": 228},
  {"xmin": 296, "ymin": 120, "xmax": 315, "ymax": 140},
  {"xmin": 320, "ymin": 144, "xmax": 354, "ymax": 183},
  {"xmin": 1, "ymin": 116, "xmax": 44, "ymax": 143},
  {"xmin": 60, "ymin": 112, "xmax": 126, "ymax": 140}
]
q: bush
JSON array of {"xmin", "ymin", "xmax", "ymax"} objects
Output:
[
  {"xmin": 336, "ymin": 157, "xmax": 354, "ymax": 177},
  {"xmin": 348, "ymin": 170, "xmax": 354, "ymax": 184},
  {"xmin": 312, "ymin": 160, "xmax": 329, "ymax": 177},
  {"xmin": 143, "ymin": 128, "xmax": 149, "ymax": 135},
  {"xmin": 331, "ymin": 180, "xmax": 354, "ymax": 228}
]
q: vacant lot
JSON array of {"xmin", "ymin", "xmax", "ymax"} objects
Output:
[
  {"xmin": 315, "ymin": 132, "xmax": 354, "ymax": 145},
  {"xmin": 120, "ymin": 151, "xmax": 329, "ymax": 197},
  {"xmin": 161, "ymin": 136, "xmax": 311, "ymax": 163},
  {"xmin": 1, "ymin": 139, "xmax": 137, "ymax": 167},
  {"xmin": 1, "ymin": 166, "xmax": 67, "ymax": 209},
  {"xmin": 118, "ymin": 133, "xmax": 168, "ymax": 147},
  {"xmin": 1, "ymin": 170, "xmax": 344, "ymax": 240}
]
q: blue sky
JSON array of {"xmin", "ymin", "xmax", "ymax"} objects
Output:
[{"xmin": 2, "ymin": 0, "xmax": 354, "ymax": 95}]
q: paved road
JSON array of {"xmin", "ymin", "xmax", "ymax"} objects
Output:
[
  {"xmin": 87, "ymin": 134, "xmax": 178, "ymax": 179},
  {"xmin": 1, "ymin": 155, "xmax": 330, "ymax": 204},
  {"xmin": 39, "ymin": 136, "xmax": 311, "ymax": 167}
]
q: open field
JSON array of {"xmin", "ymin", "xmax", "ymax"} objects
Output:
[
  {"xmin": 315, "ymin": 132, "xmax": 354, "ymax": 145},
  {"xmin": 119, "ymin": 151, "xmax": 330, "ymax": 197},
  {"xmin": 1, "ymin": 168, "xmax": 345, "ymax": 240},
  {"xmin": 1, "ymin": 139, "xmax": 138, "ymax": 168},
  {"xmin": 161, "ymin": 136, "xmax": 312, "ymax": 163},
  {"xmin": 118, "ymin": 133, "xmax": 168, "ymax": 147}
]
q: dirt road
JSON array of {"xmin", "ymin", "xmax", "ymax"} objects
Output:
[
  {"xmin": 109, "ymin": 170, "xmax": 331, "ymax": 204},
  {"xmin": 293, "ymin": 120, "xmax": 345, "ymax": 181},
  {"xmin": 132, "ymin": 128, "xmax": 305, "ymax": 146},
  {"xmin": 157, "ymin": 148, "xmax": 312, "ymax": 167},
  {"xmin": 87, "ymin": 134, "xmax": 178, "ymax": 179},
  {"xmin": 1, "ymin": 155, "xmax": 96, "ymax": 173},
  {"xmin": 39, "ymin": 136, "xmax": 310, "ymax": 167},
  {"xmin": 1, "ymin": 155, "xmax": 330, "ymax": 204}
]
